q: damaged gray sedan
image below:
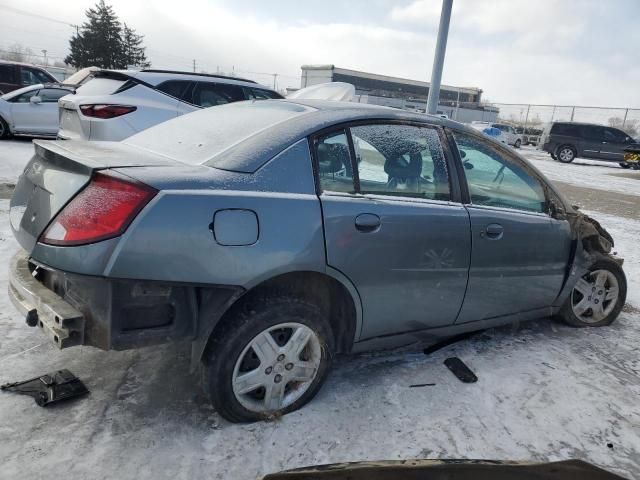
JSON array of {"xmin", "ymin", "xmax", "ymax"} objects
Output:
[{"xmin": 8, "ymin": 100, "xmax": 626, "ymax": 422}]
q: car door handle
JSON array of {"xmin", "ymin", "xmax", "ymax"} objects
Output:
[
  {"xmin": 354, "ymin": 213, "xmax": 381, "ymax": 233},
  {"xmin": 483, "ymin": 223, "xmax": 504, "ymax": 240}
]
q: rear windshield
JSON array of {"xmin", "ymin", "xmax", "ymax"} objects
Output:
[
  {"xmin": 124, "ymin": 100, "xmax": 315, "ymax": 167},
  {"xmin": 75, "ymin": 77, "xmax": 126, "ymax": 96}
]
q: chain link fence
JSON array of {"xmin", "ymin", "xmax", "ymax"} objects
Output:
[{"xmin": 482, "ymin": 103, "xmax": 640, "ymax": 138}]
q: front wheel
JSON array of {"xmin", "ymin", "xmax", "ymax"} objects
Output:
[
  {"xmin": 202, "ymin": 296, "xmax": 334, "ymax": 422},
  {"xmin": 557, "ymin": 258, "xmax": 626, "ymax": 327},
  {"xmin": 514, "ymin": 139, "xmax": 521, "ymax": 148},
  {"xmin": 0, "ymin": 116, "xmax": 10, "ymax": 139}
]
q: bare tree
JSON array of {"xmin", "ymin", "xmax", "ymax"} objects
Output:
[
  {"xmin": 608, "ymin": 117, "xmax": 638, "ymax": 138},
  {"xmin": 0, "ymin": 43, "xmax": 36, "ymax": 63}
]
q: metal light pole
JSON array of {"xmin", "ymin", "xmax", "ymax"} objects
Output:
[{"xmin": 426, "ymin": 0, "xmax": 453, "ymax": 115}]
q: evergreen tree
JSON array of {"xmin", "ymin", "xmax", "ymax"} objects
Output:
[
  {"xmin": 65, "ymin": 1, "xmax": 148, "ymax": 69},
  {"xmin": 121, "ymin": 23, "xmax": 149, "ymax": 68}
]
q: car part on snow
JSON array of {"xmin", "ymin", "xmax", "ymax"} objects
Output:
[
  {"xmin": 444, "ymin": 357, "xmax": 478, "ymax": 383},
  {"xmin": 1, "ymin": 369, "xmax": 88, "ymax": 407},
  {"xmin": 262, "ymin": 459, "xmax": 626, "ymax": 480},
  {"xmin": 409, "ymin": 383, "xmax": 436, "ymax": 388}
]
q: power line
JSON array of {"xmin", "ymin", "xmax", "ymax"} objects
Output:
[{"xmin": 0, "ymin": 4, "xmax": 76, "ymax": 27}]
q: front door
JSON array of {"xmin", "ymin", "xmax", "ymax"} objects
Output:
[
  {"xmin": 599, "ymin": 127, "xmax": 631, "ymax": 162},
  {"xmin": 314, "ymin": 123, "xmax": 471, "ymax": 340},
  {"xmin": 450, "ymin": 130, "xmax": 572, "ymax": 323}
]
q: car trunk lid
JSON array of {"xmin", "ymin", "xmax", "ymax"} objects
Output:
[{"xmin": 10, "ymin": 139, "xmax": 180, "ymax": 253}]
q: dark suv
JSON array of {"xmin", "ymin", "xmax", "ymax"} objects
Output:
[
  {"xmin": 540, "ymin": 121, "xmax": 637, "ymax": 165},
  {"xmin": 0, "ymin": 61, "xmax": 57, "ymax": 94}
]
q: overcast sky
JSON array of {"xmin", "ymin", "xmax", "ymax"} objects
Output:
[{"xmin": 1, "ymin": 0, "xmax": 638, "ymax": 106}]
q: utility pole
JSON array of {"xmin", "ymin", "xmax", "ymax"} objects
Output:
[
  {"xmin": 272, "ymin": 73, "xmax": 278, "ymax": 90},
  {"xmin": 426, "ymin": 0, "xmax": 453, "ymax": 115},
  {"xmin": 41, "ymin": 49, "xmax": 47, "ymax": 66},
  {"xmin": 192, "ymin": 59, "xmax": 196, "ymax": 73}
]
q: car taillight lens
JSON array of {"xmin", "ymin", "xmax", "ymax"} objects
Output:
[
  {"xmin": 79, "ymin": 104, "xmax": 137, "ymax": 119},
  {"xmin": 40, "ymin": 172, "xmax": 157, "ymax": 246}
]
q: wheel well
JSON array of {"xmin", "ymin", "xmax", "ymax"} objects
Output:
[
  {"xmin": 206, "ymin": 271, "xmax": 358, "ymax": 355},
  {"xmin": 557, "ymin": 144, "xmax": 577, "ymax": 154}
]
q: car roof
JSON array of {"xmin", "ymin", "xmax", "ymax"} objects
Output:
[
  {"xmin": 120, "ymin": 69, "xmax": 272, "ymax": 90},
  {"xmin": 125, "ymin": 99, "xmax": 475, "ymax": 173}
]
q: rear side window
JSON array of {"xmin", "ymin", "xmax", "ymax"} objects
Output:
[
  {"xmin": 316, "ymin": 130, "xmax": 355, "ymax": 194},
  {"xmin": 191, "ymin": 82, "xmax": 244, "ymax": 107},
  {"xmin": 551, "ymin": 123, "xmax": 582, "ymax": 137},
  {"xmin": 156, "ymin": 80, "xmax": 192, "ymax": 100},
  {"xmin": 0, "ymin": 64, "xmax": 15, "ymax": 83},
  {"xmin": 244, "ymin": 87, "xmax": 282, "ymax": 100}
]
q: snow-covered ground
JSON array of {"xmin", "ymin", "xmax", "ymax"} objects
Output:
[{"xmin": 0, "ymin": 139, "xmax": 639, "ymax": 479}]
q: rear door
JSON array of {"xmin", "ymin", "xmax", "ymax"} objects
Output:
[
  {"xmin": 451, "ymin": 130, "xmax": 571, "ymax": 323},
  {"xmin": 0, "ymin": 64, "xmax": 17, "ymax": 93},
  {"xmin": 315, "ymin": 122, "xmax": 471, "ymax": 340}
]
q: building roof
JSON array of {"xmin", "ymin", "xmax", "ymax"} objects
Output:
[{"xmin": 301, "ymin": 64, "xmax": 481, "ymax": 95}]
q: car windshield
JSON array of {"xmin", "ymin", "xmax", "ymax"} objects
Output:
[{"xmin": 124, "ymin": 100, "xmax": 316, "ymax": 167}]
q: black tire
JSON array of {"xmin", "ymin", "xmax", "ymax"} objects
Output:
[
  {"xmin": 556, "ymin": 257, "xmax": 627, "ymax": 328},
  {"xmin": 202, "ymin": 295, "xmax": 334, "ymax": 423},
  {"xmin": 0, "ymin": 116, "xmax": 10, "ymax": 139},
  {"xmin": 550, "ymin": 153, "xmax": 557, "ymax": 160},
  {"xmin": 556, "ymin": 145, "xmax": 576, "ymax": 163},
  {"xmin": 514, "ymin": 139, "xmax": 521, "ymax": 148},
  {"xmin": 619, "ymin": 163, "xmax": 631, "ymax": 169}
]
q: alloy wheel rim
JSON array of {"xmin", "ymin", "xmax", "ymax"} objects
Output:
[
  {"xmin": 571, "ymin": 269, "xmax": 619, "ymax": 323},
  {"xmin": 232, "ymin": 322, "xmax": 322, "ymax": 413},
  {"xmin": 559, "ymin": 148, "xmax": 573, "ymax": 161}
]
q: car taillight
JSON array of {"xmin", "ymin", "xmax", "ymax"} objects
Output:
[
  {"xmin": 79, "ymin": 104, "xmax": 137, "ymax": 119},
  {"xmin": 40, "ymin": 172, "xmax": 157, "ymax": 246}
]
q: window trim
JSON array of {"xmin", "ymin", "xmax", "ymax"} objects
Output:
[
  {"xmin": 309, "ymin": 118, "xmax": 462, "ymax": 204},
  {"xmin": 446, "ymin": 127, "xmax": 553, "ymax": 216}
]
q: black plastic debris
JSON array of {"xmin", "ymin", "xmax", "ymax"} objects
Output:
[
  {"xmin": 1, "ymin": 369, "xmax": 89, "ymax": 407},
  {"xmin": 444, "ymin": 357, "xmax": 478, "ymax": 383},
  {"xmin": 409, "ymin": 383, "xmax": 436, "ymax": 388}
]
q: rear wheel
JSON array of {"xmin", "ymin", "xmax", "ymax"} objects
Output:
[
  {"xmin": 557, "ymin": 258, "xmax": 626, "ymax": 327},
  {"xmin": 557, "ymin": 145, "xmax": 576, "ymax": 163},
  {"xmin": 619, "ymin": 163, "xmax": 631, "ymax": 169},
  {"xmin": 202, "ymin": 296, "xmax": 334, "ymax": 422},
  {"xmin": 0, "ymin": 116, "xmax": 10, "ymax": 139},
  {"xmin": 514, "ymin": 139, "xmax": 521, "ymax": 148}
]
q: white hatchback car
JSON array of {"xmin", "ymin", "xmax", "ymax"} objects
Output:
[
  {"xmin": 0, "ymin": 84, "xmax": 73, "ymax": 138},
  {"xmin": 470, "ymin": 121, "xmax": 523, "ymax": 148},
  {"xmin": 58, "ymin": 69, "xmax": 283, "ymax": 141}
]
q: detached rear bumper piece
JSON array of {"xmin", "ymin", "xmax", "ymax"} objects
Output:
[{"xmin": 9, "ymin": 251, "xmax": 84, "ymax": 349}]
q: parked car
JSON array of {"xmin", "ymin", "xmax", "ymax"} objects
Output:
[
  {"xmin": 515, "ymin": 126, "xmax": 543, "ymax": 146},
  {"xmin": 0, "ymin": 83, "xmax": 74, "ymax": 138},
  {"xmin": 9, "ymin": 100, "xmax": 625, "ymax": 422},
  {"xmin": 539, "ymin": 121, "xmax": 637, "ymax": 165},
  {"xmin": 0, "ymin": 60, "xmax": 58, "ymax": 94},
  {"xmin": 57, "ymin": 69, "xmax": 283, "ymax": 141},
  {"xmin": 470, "ymin": 121, "xmax": 522, "ymax": 147}
]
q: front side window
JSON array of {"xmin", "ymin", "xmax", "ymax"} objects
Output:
[
  {"xmin": 351, "ymin": 124, "xmax": 450, "ymax": 201},
  {"xmin": 21, "ymin": 67, "xmax": 51, "ymax": 85},
  {"xmin": 191, "ymin": 82, "xmax": 244, "ymax": 107},
  {"xmin": 453, "ymin": 131, "xmax": 547, "ymax": 213},
  {"xmin": 315, "ymin": 130, "xmax": 355, "ymax": 194},
  {"xmin": 12, "ymin": 90, "xmax": 39, "ymax": 103},
  {"xmin": 603, "ymin": 128, "xmax": 628, "ymax": 143},
  {"xmin": 38, "ymin": 88, "xmax": 69, "ymax": 103}
]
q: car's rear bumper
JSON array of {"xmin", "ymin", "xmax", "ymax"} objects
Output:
[
  {"xmin": 9, "ymin": 250, "xmax": 85, "ymax": 349},
  {"xmin": 7, "ymin": 249, "xmax": 220, "ymax": 351}
]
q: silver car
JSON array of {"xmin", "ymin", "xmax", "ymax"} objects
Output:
[
  {"xmin": 57, "ymin": 69, "xmax": 283, "ymax": 141},
  {"xmin": 0, "ymin": 84, "xmax": 73, "ymax": 138},
  {"xmin": 8, "ymin": 100, "xmax": 626, "ymax": 422}
]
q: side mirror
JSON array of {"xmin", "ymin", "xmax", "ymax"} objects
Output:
[
  {"xmin": 30, "ymin": 96, "xmax": 42, "ymax": 104},
  {"xmin": 463, "ymin": 162, "xmax": 474, "ymax": 170},
  {"xmin": 459, "ymin": 150, "xmax": 467, "ymax": 159}
]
